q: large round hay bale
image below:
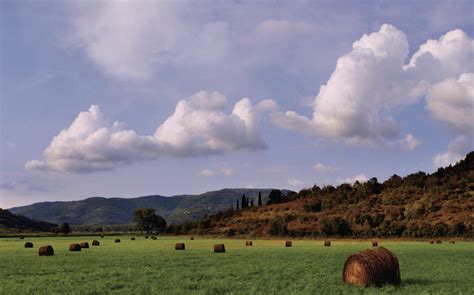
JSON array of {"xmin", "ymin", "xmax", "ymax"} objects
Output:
[
  {"xmin": 80, "ymin": 242, "xmax": 89, "ymax": 249},
  {"xmin": 69, "ymin": 243, "xmax": 81, "ymax": 251},
  {"xmin": 38, "ymin": 245, "xmax": 54, "ymax": 256},
  {"xmin": 246, "ymin": 240, "xmax": 253, "ymax": 246},
  {"xmin": 92, "ymin": 240, "xmax": 100, "ymax": 246},
  {"xmin": 372, "ymin": 241, "xmax": 378, "ymax": 247},
  {"xmin": 436, "ymin": 240, "xmax": 442, "ymax": 244},
  {"xmin": 324, "ymin": 241, "xmax": 331, "ymax": 247},
  {"xmin": 214, "ymin": 244, "xmax": 225, "ymax": 253},
  {"xmin": 175, "ymin": 243, "xmax": 185, "ymax": 250},
  {"xmin": 24, "ymin": 242, "xmax": 33, "ymax": 248},
  {"xmin": 131, "ymin": 237, "xmax": 136, "ymax": 240},
  {"xmin": 342, "ymin": 247, "xmax": 401, "ymax": 287},
  {"xmin": 285, "ymin": 241, "xmax": 292, "ymax": 247},
  {"xmin": 115, "ymin": 239, "xmax": 121, "ymax": 243}
]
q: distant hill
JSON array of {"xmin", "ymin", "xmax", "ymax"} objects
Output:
[
  {"xmin": 179, "ymin": 152, "xmax": 474, "ymax": 238},
  {"xmin": 9, "ymin": 188, "xmax": 287, "ymax": 225},
  {"xmin": 0, "ymin": 209, "xmax": 57, "ymax": 232}
]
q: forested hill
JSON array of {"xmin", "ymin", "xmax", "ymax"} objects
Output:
[
  {"xmin": 179, "ymin": 152, "xmax": 474, "ymax": 238},
  {"xmin": 0, "ymin": 209, "xmax": 57, "ymax": 232},
  {"xmin": 9, "ymin": 188, "xmax": 282, "ymax": 225}
]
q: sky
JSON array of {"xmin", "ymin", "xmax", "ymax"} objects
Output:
[{"xmin": 1, "ymin": 0, "xmax": 473, "ymax": 208}]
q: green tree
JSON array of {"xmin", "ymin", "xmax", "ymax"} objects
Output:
[
  {"xmin": 258, "ymin": 192, "xmax": 262, "ymax": 206},
  {"xmin": 59, "ymin": 223, "xmax": 70, "ymax": 234},
  {"xmin": 133, "ymin": 208, "xmax": 166, "ymax": 234}
]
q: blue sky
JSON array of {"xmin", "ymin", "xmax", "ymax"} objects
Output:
[{"xmin": 1, "ymin": 0, "xmax": 473, "ymax": 208}]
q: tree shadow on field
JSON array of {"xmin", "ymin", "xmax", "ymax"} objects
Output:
[{"xmin": 402, "ymin": 278, "xmax": 434, "ymax": 286}]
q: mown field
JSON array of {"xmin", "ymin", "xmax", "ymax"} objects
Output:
[{"xmin": 0, "ymin": 236, "xmax": 472, "ymax": 294}]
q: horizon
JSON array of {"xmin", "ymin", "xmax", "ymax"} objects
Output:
[{"xmin": 1, "ymin": 0, "xmax": 473, "ymax": 209}]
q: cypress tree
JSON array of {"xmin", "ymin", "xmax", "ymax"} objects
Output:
[
  {"xmin": 258, "ymin": 192, "xmax": 262, "ymax": 206},
  {"xmin": 236, "ymin": 199, "xmax": 240, "ymax": 210}
]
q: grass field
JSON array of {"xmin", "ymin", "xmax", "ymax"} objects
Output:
[{"xmin": 1, "ymin": 236, "xmax": 473, "ymax": 294}]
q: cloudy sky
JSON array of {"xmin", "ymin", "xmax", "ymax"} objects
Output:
[{"xmin": 1, "ymin": 0, "xmax": 473, "ymax": 208}]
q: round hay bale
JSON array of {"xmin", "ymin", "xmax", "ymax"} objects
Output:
[
  {"xmin": 190, "ymin": 237, "xmax": 194, "ymax": 240},
  {"xmin": 372, "ymin": 241, "xmax": 378, "ymax": 247},
  {"xmin": 324, "ymin": 241, "xmax": 331, "ymax": 247},
  {"xmin": 151, "ymin": 236, "xmax": 157, "ymax": 240},
  {"xmin": 92, "ymin": 240, "xmax": 100, "ymax": 246},
  {"xmin": 449, "ymin": 240, "xmax": 455, "ymax": 244},
  {"xmin": 145, "ymin": 235, "xmax": 149, "ymax": 239},
  {"xmin": 246, "ymin": 240, "xmax": 253, "ymax": 246},
  {"xmin": 100, "ymin": 235, "xmax": 104, "ymax": 238},
  {"xmin": 80, "ymin": 242, "xmax": 89, "ymax": 249},
  {"xmin": 24, "ymin": 242, "xmax": 33, "ymax": 248},
  {"xmin": 285, "ymin": 241, "xmax": 292, "ymax": 247},
  {"xmin": 214, "ymin": 244, "xmax": 225, "ymax": 253},
  {"xmin": 342, "ymin": 247, "xmax": 401, "ymax": 287},
  {"xmin": 38, "ymin": 245, "xmax": 54, "ymax": 256},
  {"xmin": 131, "ymin": 237, "xmax": 136, "ymax": 240},
  {"xmin": 69, "ymin": 243, "xmax": 81, "ymax": 251},
  {"xmin": 19, "ymin": 235, "xmax": 24, "ymax": 240},
  {"xmin": 175, "ymin": 243, "xmax": 185, "ymax": 250},
  {"xmin": 115, "ymin": 239, "xmax": 121, "ymax": 243},
  {"xmin": 429, "ymin": 240, "xmax": 435, "ymax": 244},
  {"xmin": 436, "ymin": 240, "xmax": 442, "ymax": 244}
]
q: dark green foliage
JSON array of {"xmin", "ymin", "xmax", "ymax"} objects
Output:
[
  {"xmin": 258, "ymin": 192, "xmax": 262, "ymax": 206},
  {"xmin": 133, "ymin": 208, "xmax": 166, "ymax": 234},
  {"xmin": 0, "ymin": 209, "xmax": 57, "ymax": 232},
  {"xmin": 269, "ymin": 216, "xmax": 289, "ymax": 236},
  {"xmin": 320, "ymin": 217, "xmax": 351, "ymax": 236},
  {"xmin": 59, "ymin": 223, "xmax": 70, "ymax": 234}
]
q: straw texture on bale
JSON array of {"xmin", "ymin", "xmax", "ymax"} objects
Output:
[
  {"xmin": 214, "ymin": 244, "xmax": 225, "ymax": 253},
  {"xmin": 175, "ymin": 243, "xmax": 185, "ymax": 250},
  {"xmin": 38, "ymin": 245, "xmax": 54, "ymax": 256},
  {"xmin": 342, "ymin": 247, "xmax": 401, "ymax": 287},
  {"xmin": 80, "ymin": 242, "xmax": 89, "ymax": 249},
  {"xmin": 92, "ymin": 240, "xmax": 100, "ymax": 246},
  {"xmin": 324, "ymin": 241, "xmax": 331, "ymax": 247},
  {"xmin": 285, "ymin": 241, "xmax": 292, "ymax": 247},
  {"xmin": 436, "ymin": 240, "xmax": 442, "ymax": 244},
  {"xmin": 69, "ymin": 243, "xmax": 81, "ymax": 251},
  {"xmin": 115, "ymin": 239, "xmax": 120, "ymax": 243},
  {"xmin": 246, "ymin": 240, "xmax": 253, "ymax": 246},
  {"xmin": 24, "ymin": 242, "xmax": 33, "ymax": 248},
  {"xmin": 372, "ymin": 241, "xmax": 378, "ymax": 247}
]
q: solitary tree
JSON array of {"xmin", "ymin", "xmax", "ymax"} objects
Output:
[
  {"xmin": 133, "ymin": 208, "xmax": 166, "ymax": 234},
  {"xmin": 59, "ymin": 223, "xmax": 70, "ymax": 234}
]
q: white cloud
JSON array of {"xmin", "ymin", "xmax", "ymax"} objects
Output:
[
  {"xmin": 427, "ymin": 73, "xmax": 474, "ymax": 133},
  {"xmin": 339, "ymin": 174, "xmax": 368, "ymax": 184},
  {"xmin": 313, "ymin": 163, "xmax": 336, "ymax": 173},
  {"xmin": 272, "ymin": 25, "xmax": 474, "ymax": 149},
  {"xmin": 199, "ymin": 169, "xmax": 215, "ymax": 177},
  {"xmin": 221, "ymin": 167, "xmax": 234, "ymax": 177},
  {"xmin": 433, "ymin": 136, "xmax": 473, "ymax": 168},
  {"xmin": 26, "ymin": 92, "xmax": 274, "ymax": 173},
  {"xmin": 288, "ymin": 178, "xmax": 304, "ymax": 187}
]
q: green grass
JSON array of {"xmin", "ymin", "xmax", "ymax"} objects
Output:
[{"xmin": 1, "ymin": 236, "xmax": 472, "ymax": 294}]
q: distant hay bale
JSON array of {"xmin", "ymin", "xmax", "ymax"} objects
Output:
[
  {"xmin": 115, "ymin": 239, "xmax": 120, "ymax": 243},
  {"xmin": 190, "ymin": 237, "xmax": 194, "ymax": 240},
  {"xmin": 214, "ymin": 244, "xmax": 226, "ymax": 253},
  {"xmin": 372, "ymin": 241, "xmax": 378, "ymax": 247},
  {"xmin": 80, "ymin": 242, "xmax": 89, "ymax": 249},
  {"xmin": 175, "ymin": 243, "xmax": 185, "ymax": 250},
  {"xmin": 38, "ymin": 245, "xmax": 54, "ymax": 256},
  {"xmin": 429, "ymin": 240, "xmax": 434, "ymax": 244},
  {"xmin": 145, "ymin": 235, "xmax": 149, "ymax": 239},
  {"xmin": 69, "ymin": 243, "xmax": 81, "ymax": 251},
  {"xmin": 246, "ymin": 240, "xmax": 253, "ymax": 246},
  {"xmin": 151, "ymin": 236, "xmax": 157, "ymax": 240},
  {"xmin": 92, "ymin": 240, "xmax": 100, "ymax": 246},
  {"xmin": 324, "ymin": 241, "xmax": 331, "ymax": 247},
  {"xmin": 449, "ymin": 240, "xmax": 455, "ymax": 244},
  {"xmin": 19, "ymin": 235, "xmax": 24, "ymax": 240},
  {"xmin": 285, "ymin": 241, "xmax": 292, "ymax": 247},
  {"xmin": 342, "ymin": 247, "xmax": 401, "ymax": 287},
  {"xmin": 100, "ymin": 235, "xmax": 104, "ymax": 238},
  {"xmin": 436, "ymin": 240, "xmax": 442, "ymax": 244},
  {"xmin": 24, "ymin": 242, "xmax": 33, "ymax": 248},
  {"xmin": 131, "ymin": 237, "xmax": 136, "ymax": 240}
]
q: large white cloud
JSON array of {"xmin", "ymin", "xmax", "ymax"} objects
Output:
[
  {"xmin": 26, "ymin": 92, "xmax": 275, "ymax": 173},
  {"xmin": 433, "ymin": 136, "xmax": 473, "ymax": 168},
  {"xmin": 273, "ymin": 24, "xmax": 473, "ymax": 149}
]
